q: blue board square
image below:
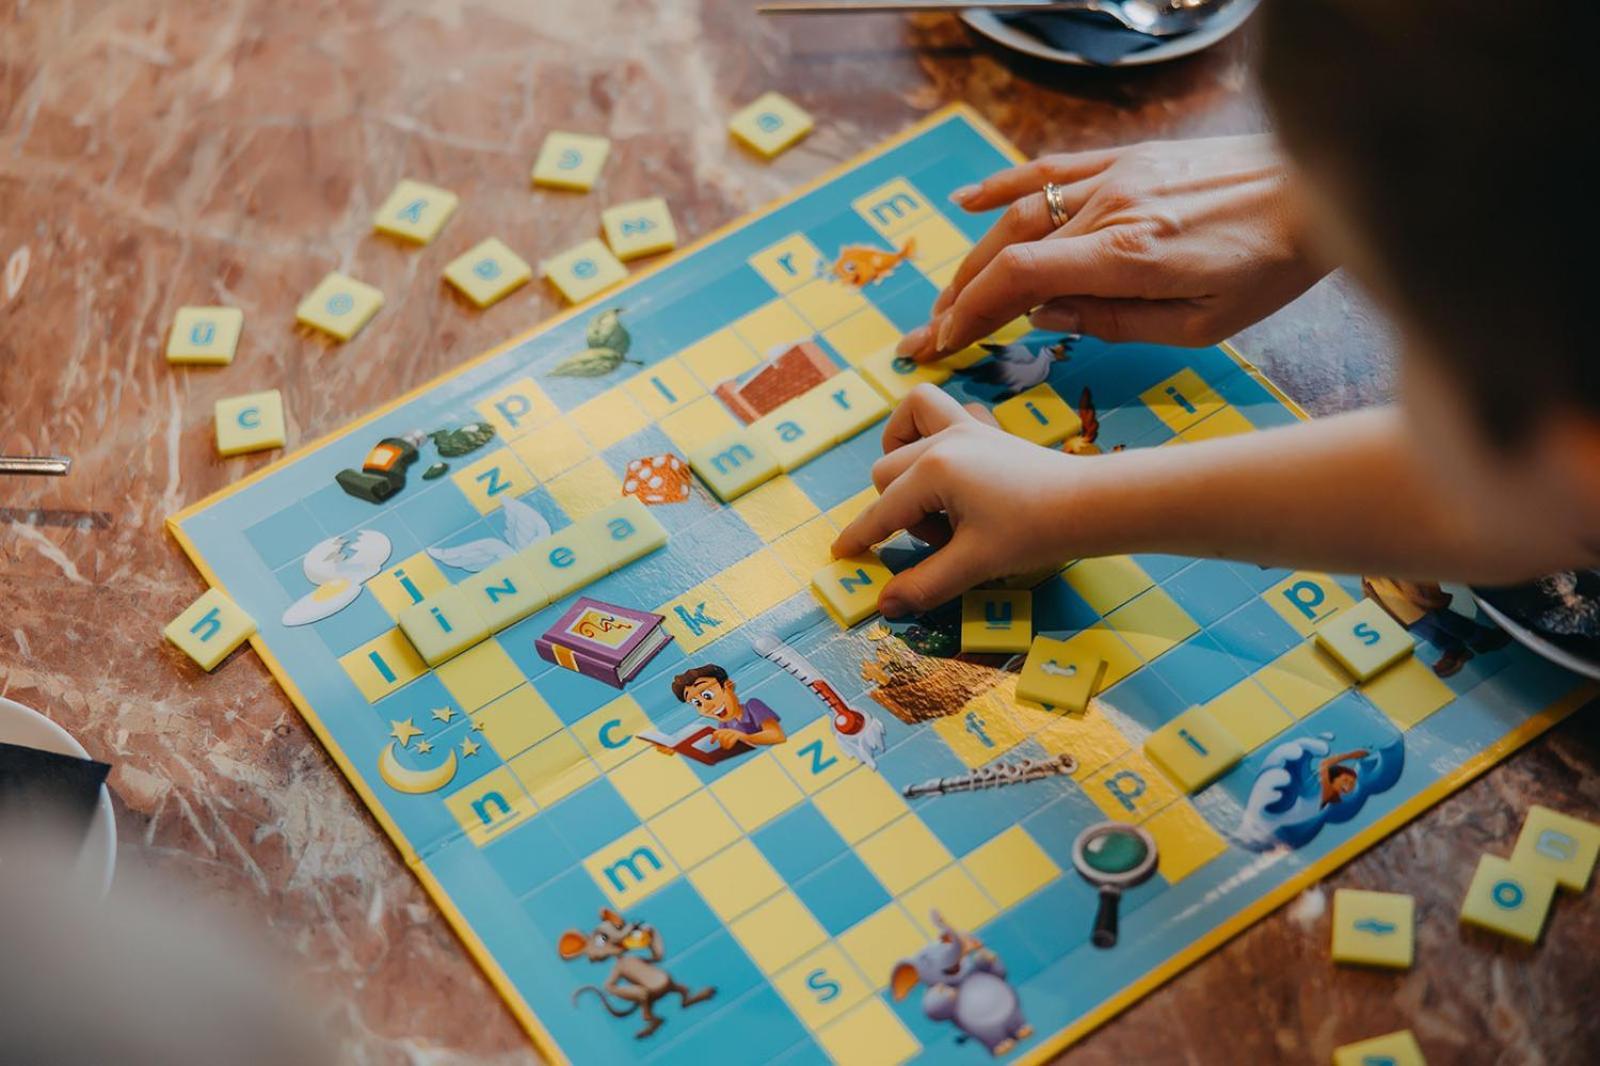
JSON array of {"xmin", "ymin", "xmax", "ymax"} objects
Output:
[
  {"xmin": 753, "ymin": 805, "xmax": 849, "ymax": 884},
  {"xmin": 1101, "ymin": 667, "xmax": 1189, "ymax": 732},
  {"xmin": 1150, "ymin": 632, "xmax": 1249, "ymax": 707},
  {"xmin": 1033, "ymin": 576, "xmax": 1100, "ymax": 635},
  {"xmin": 631, "ymin": 879, "xmax": 723, "ymax": 959},
  {"xmin": 529, "ymin": 656, "xmax": 623, "ymax": 725},
  {"xmin": 393, "ymin": 479, "xmax": 485, "ymax": 546},
  {"xmin": 246, "ymin": 503, "xmax": 325, "ymax": 569},
  {"xmin": 482, "ymin": 813, "xmax": 579, "ymax": 898},
  {"xmin": 792, "ymin": 852, "xmax": 890, "ymax": 936},
  {"xmin": 1208, "ymin": 598, "xmax": 1301, "ymax": 669},
  {"xmin": 302, "ymin": 480, "xmax": 388, "ymax": 535},
  {"xmin": 647, "ymin": 959, "xmax": 799, "ymax": 1065},
  {"xmin": 540, "ymin": 778, "xmax": 640, "ymax": 858},
  {"xmin": 1163, "ymin": 561, "xmax": 1256, "ymax": 627}
]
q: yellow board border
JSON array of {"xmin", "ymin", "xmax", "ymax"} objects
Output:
[{"xmin": 164, "ymin": 103, "xmax": 1597, "ymax": 1063}]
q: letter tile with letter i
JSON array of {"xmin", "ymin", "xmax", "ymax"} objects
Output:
[
  {"xmin": 1331, "ymin": 888, "xmax": 1415, "ymax": 969},
  {"xmin": 164, "ymin": 588, "xmax": 257, "ymax": 671}
]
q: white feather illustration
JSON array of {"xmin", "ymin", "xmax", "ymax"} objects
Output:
[
  {"xmin": 503, "ymin": 496, "xmax": 552, "ymax": 552},
  {"xmin": 427, "ymin": 538, "xmax": 514, "ymax": 573}
]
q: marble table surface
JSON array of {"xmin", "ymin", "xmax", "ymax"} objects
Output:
[{"xmin": 2, "ymin": 3, "xmax": 1596, "ymax": 1063}]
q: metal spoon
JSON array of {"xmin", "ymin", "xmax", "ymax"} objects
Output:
[
  {"xmin": 0, "ymin": 456, "xmax": 71, "ymax": 476},
  {"xmin": 758, "ymin": 0, "xmax": 1233, "ymax": 37}
]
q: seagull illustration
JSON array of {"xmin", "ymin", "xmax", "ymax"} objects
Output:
[{"xmin": 956, "ymin": 338, "xmax": 1075, "ymax": 400}]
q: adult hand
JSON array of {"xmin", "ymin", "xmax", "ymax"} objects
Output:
[{"xmin": 898, "ymin": 134, "xmax": 1330, "ymax": 361}]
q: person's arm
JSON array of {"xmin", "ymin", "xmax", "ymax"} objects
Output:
[
  {"xmin": 898, "ymin": 135, "xmax": 1331, "ymax": 361},
  {"xmin": 831, "ymin": 387, "xmax": 1596, "ymax": 617}
]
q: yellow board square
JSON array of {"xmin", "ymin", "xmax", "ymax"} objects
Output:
[
  {"xmin": 443, "ymin": 237, "xmax": 532, "ymax": 308},
  {"xmin": 523, "ymin": 517, "xmax": 613, "ymax": 600},
  {"xmin": 601, "ymin": 196, "xmax": 678, "ymax": 261},
  {"xmin": 214, "ymin": 390, "xmax": 286, "ymax": 457},
  {"xmin": 163, "ymin": 587, "xmax": 256, "ymax": 671},
  {"xmin": 1036, "ymin": 707, "xmax": 1132, "ymax": 781},
  {"xmin": 1460, "ymin": 853, "xmax": 1556, "ymax": 944},
  {"xmin": 679, "ymin": 329, "xmax": 759, "ymax": 386},
  {"xmin": 773, "ymin": 516, "xmax": 839, "ymax": 581},
  {"xmin": 1016, "ymin": 636, "xmax": 1107, "ymax": 713},
  {"xmin": 732, "ymin": 476, "xmax": 821, "ymax": 542},
  {"xmin": 812, "ymin": 767, "xmax": 910, "ymax": 845},
  {"xmin": 1266, "ymin": 571, "xmax": 1356, "ymax": 635},
  {"xmin": 963, "ymin": 826, "xmax": 1061, "ymax": 909},
  {"xmin": 295, "ymin": 271, "xmax": 384, "ymax": 341},
  {"xmin": 1143, "ymin": 704, "xmax": 1245, "ymax": 793},
  {"xmin": 852, "ymin": 177, "xmax": 934, "ymax": 240},
  {"xmin": 1331, "ymin": 888, "xmax": 1415, "ymax": 969},
  {"xmin": 658, "ymin": 581, "xmax": 743, "ymax": 654},
  {"xmin": 443, "ymin": 767, "xmax": 535, "ymax": 846},
  {"xmin": 1084, "ymin": 750, "xmax": 1181, "ymax": 824},
  {"xmin": 812, "ymin": 554, "xmax": 892, "ymax": 628},
  {"xmin": 707, "ymin": 752, "xmax": 804, "ymax": 833},
  {"xmin": 373, "ymin": 178, "xmax": 459, "ymax": 244},
  {"xmin": 167, "ymin": 306, "xmax": 243, "ymax": 365},
  {"xmin": 774, "ymin": 715, "xmax": 858, "ymax": 795},
  {"xmin": 933, "ymin": 690, "xmax": 1028, "ymax": 768},
  {"xmin": 1143, "ymin": 800, "xmax": 1228, "ymax": 883},
  {"xmin": 571, "ymin": 695, "xmax": 653, "ymax": 772},
  {"xmin": 1063, "ymin": 556, "xmax": 1154, "ymax": 615},
  {"xmin": 728, "ymin": 92, "xmax": 814, "ymax": 159},
  {"xmin": 772, "ymin": 943, "xmax": 873, "ymax": 1030},
  {"xmin": 1314, "ymin": 599, "xmax": 1416, "ymax": 681},
  {"xmin": 570, "ymin": 388, "xmax": 649, "ymax": 452},
  {"xmin": 751, "ymin": 391, "xmax": 837, "ymax": 471},
  {"xmin": 823, "ymin": 306, "xmax": 901, "ymax": 366},
  {"xmin": 509, "ymin": 730, "xmax": 599, "ymax": 808},
  {"xmin": 1360, "ymin": 655, "xmax": 1454, "ymax": 730},
  {"xmin": 687, "ymin": 427, "xmax": 781, "ymax": 502},
  {"xmin": 472, "ymin": 683, "xmax": 562, "ymax": 761},
  {"xmin": 859, "ymin": 344, "xmax": 952, "ymax": 401},
  {"xmin": 839, "ymin": 905, "xmax": 927, "ymax": 990},
  {"xmin": 924, "ymin": 257, "xmax": 960, "ymax": 290},
  {"xmin": 904, "ymin": 865, "xmax": 999, "ymax": 939},
  {"xmin": 581, "ymin": 826, "xmax": 679, "ymax": 909},
  {"xmin": 1206, "ymin": 677, "xmax": 1294, "ymax": 749},
  {"xmin": 856, "ymin": 815, "xmax": 953, "ymax": 895},
  {"xmin": 688, "ymin": 838, "xmax": 786, "ymax": 921},
  {"xmin": 1139, "ymin": 367, "xmax": 1226, "ymax": 434},
  {"xmin": 586, "ymin": 496, "xmax": 669, "ymax": 570},
  {"xmin": 546, "ymin": 457, "xmax": 624, "ymax": 520},
  {"xmin": 608, "ymin": 745, "xmax": 703, "ymax": 819},
  {"xmin": 749, "ymin": 233, "xmax": 826, "ymax": 295},
  {"xmin": 1104, "ymin": 587, "xmax": 1198, "ymax": 661},
  {"xmin": 647, "ymin": 790, "xmax": 743, "ymax": 872},
  {"xmin": 542, "ymin": 238, "xmax": 628, "ymax": 304},
  {"xmin": 624, "ymin": 356, "xmax": 705, "ymax": 418},
  {"xmin": 787, "ymin": 278, "xmax": 870, "ymax": 331},
  {"xmin": 660, "ymin": 393, "xmax": 743, "ymax": 456},
  {"xmin": 712, "ymin": 549, "xmax": 802, "ymax": 620},
  {"xmin": 434, "ymin": 638, "xmax": 522, "ymax": 711},
  {"xmin": 337, "ymin": 629, "xmax": 427, "ymax": 702},
  {"xmin": 531, "ymin": 131, "xmax": 611, "ymax": 191},
  {"xmin": 1512, "ymin": 805, "xmax": 1600, "ymax": 892},
  {"xmin": 811, "ymin": 370, "xmax": 891, "ymax": 442},
  {"xmin": 960, "ymin": 590, "xmax": 1032, "ymax": 654},
  {"xmin": 1332, "ymin": 1030, "xmax": 1426, "ymax": 1066},
  {"xmin": 902, "ymin": 213, "xmax": 972, "ymax": 273},
  {"xmin": 730, "ymin": 890, "xmax": 829, "ymax": 974},
  {"xmin": 475, "ymin": 377, "xmax": 560, "ymax": 440},
  {"xmin": 732, "ymin": 299, "xmax": 812, "ymax": 356},
  {"xmin": 397, "ymin": 587, "xmax": 489, "ymax": 666},
  {"xmin": 993, "ymin": 383, "xmax": 1082, "ymax": 447},
  {"xmin": 449, "ymin": 448, "xmax": 537, "ymax": 515},
  {"xmin": 458, "ymin": 554, "xmax": 550, "ymax": 633},
  {"xmin": 826, "ymin": 486, "xmax": 879, "ymax": 531},
  {"xmin": 508, "ymin": 418, "xmax": 590, "ymax": 481},
  {"xmin": 817, "ymin": 997, "xmax": 921, "ymax": 1066},
  {"xmin": 1179, "ymin": 404, "xmax": 1256, "ymax": 443},
  {"xmin": 1256, "ymin": 642, "xmax": 1351, "ymax": 718}
]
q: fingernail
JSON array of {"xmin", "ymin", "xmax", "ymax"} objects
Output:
[
  {"xmin": 896, "ymin": 324, "xmax": 930, "ymax": 357},
  {"xmin": 1030, "ymin": 308, "xmax": 1080, "ymax": 334},
  {"xmin": 949, "ymin": 184, "xmax": 980, "ymax": 206},
  {"xmin": 934, "ymin": 315, "xmax": 956, "ymax": 354},
  {"xmin": 879, "ymin": 596, "xmax": 908, "ymax": 619}
]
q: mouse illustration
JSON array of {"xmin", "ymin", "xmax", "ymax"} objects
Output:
[
  {"xmin": 891, "ymin": 910, "xmax": 1032, "ymax": 1056},
  {"xmin": 558, "ymin": 908, "xmax": 715, "ymax": 1039}
]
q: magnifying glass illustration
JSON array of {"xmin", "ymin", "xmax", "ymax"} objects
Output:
[{"xmin": 1072, "ymin": 821, "xmax": 1158, "ymax": 949}]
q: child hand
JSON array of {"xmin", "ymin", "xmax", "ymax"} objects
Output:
[{"xmin": 830, "ymin": 385, "xmax": 1089, "ymax": 617}]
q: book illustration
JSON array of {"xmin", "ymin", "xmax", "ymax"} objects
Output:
[
  {"xmin": 536, "ymin": 598, "xmax": 672, "ymax": 689},
  {"xmin": 714, "ymin": 341, "xmax": 837, "ymax": 425}
]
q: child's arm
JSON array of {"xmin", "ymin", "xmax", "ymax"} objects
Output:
[{"xmin": 831, "ymin": 386, "xmax": 1593, "ymax": 618}]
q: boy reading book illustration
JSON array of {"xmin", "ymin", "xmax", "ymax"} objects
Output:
[{"xmin": 640, "ymin": 665, "xmax": 787, "ymax": 765}]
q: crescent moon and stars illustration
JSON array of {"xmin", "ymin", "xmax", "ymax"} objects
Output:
[{"xmin": 374, "ymin": 711, "xmax": 483, "ymax": 795}]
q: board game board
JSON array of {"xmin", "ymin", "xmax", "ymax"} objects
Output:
[{"xmin": 168, "ymin": 107, "xmax": 1595, "ymax": 1064}]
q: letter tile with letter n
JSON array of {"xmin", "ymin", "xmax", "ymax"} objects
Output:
[
  {"xmin": 582, "ymin": 826, "xmax": 681, "ymax": 908},
  {"xmin": 164, "ymin": 588, "xmax": 257, "ymax": 671}
]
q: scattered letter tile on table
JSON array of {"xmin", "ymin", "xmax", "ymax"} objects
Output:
[
  {"xmin": 542, "ymin": 238, "xmax": 628, "ymax": 304},
  {"xmin": 167, "ymin": 306, "xmax": 243, "ymax": 365},
  {"xmin": 1144, "ymin": 704, "xmax": 1244, "ymax": 793},
  {"xmin": 812, "ymin": 554, "xmax": 893, "ymax": 628},
  {"xmin": 1314, "ymin": 598, "xmax": 1415, "ymax": 682},
  {"xmin": 372, "ymin": 178, "xmax": 458, "ymax": 244},
  {"xmin": 214, "ymin": 390, "xmax": 286, "ymax": 457},
  {"xmin": 1511, "ymin": 804, "xmax": 1600, "ymax": 892},
  {"xmin": 601, "ymin": 197, "xmax": 678, "ymax": 261},
  {"xmin": 531, "ymin": 131, "xmax": 611, "ymax": 190},
  {"xmin": 444, "ymin": 238, "xmax": 533, "ymax": 308},
  {"xmin": 164, "ymin": 587, "xmax": 256, "ymax": 671},
  {"xmin": 960, "ymin": 590, "xmax": 1032, "ymax": 654},
  {"xmin": 296, "ymin": 272, "xmax": 384, "ymax": 341},
  {"xmin": 1332, "ymin": 1029, "xmax": 1426, "ymax": 1066},
  {"xmin": 1016, "ymin": 635, "xmax": 1107, "ymax": 713},
  {"xmin": 1459, "ymin": 853, "xmax": 1557, "ymax": 944},
  {"xmin": 993, "ymin": 383, "xmax": 1082, "ymax": 447},
  {"xmin": 729, "ymin": 91, "xmax": 814, "ymax": 159},
  {"xmin": 1331, "ymin": 888, "xmax": 1415, "ymax": 969}
]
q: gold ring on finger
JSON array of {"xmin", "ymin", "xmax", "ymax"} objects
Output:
[{"xmin": 1043, "ymin": 182, "xmax": 1071, "ymax": 229}]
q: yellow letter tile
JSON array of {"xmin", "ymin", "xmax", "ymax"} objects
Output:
[
  {"xmin": 372, "ymin": 178, "xmax": 458, "ymax": 244},
  {"xmin": 522, "ymin": 520, "xmax": 613, "ymax": 601},
  {"xmin": 531, "ymin": 131, "xmax": 611, "ymax": 191},
  {"xmin": 1139, "ymin": 367, "xmax": 1226, "ymax": 434},
  {"xmin": 993, "ymin": 383, "xmax": 1082, "ymax": 447},
  {"xmin": 1459, "ymin": 853, "xmax": 1557, "ymax": 944},
  {"xmin": 214, "ymin": 390, "xmax": 286, "ymax": 457},
  {"xmin": 811, "ymin": 369, "xmax": 890, "ymax": 443},
  {"xmin": 960, "ymin": 590, "xmax": 1032, "ymax": 654},
  {"xmin": 1016, "ymin": 635, "xmax": 1107, "ymax": 713},
  {"xmin": 542, "ymin": 238, "xmax": 628, "ymax": 304},
  {"xmin": 1332, "ymin": 1030, "xmax": 1426, "ymax": 1066},
  {"xmin": 751, "ymin": 391, "xmax": 836, "ymax": 472},
  {"xmin": 167, "ymin": 306, "xmax": 243, "ymax": 365},
  {"xmin": 1331, "ymin": 888, "xmax": 1415, "ymax": 969},
  {"xmin": 1314, "ymin": 599, "xmax": 1416, "ymax": 681},
  {"xmin": 1144, "ymin": 704, "xmax": 1245, "ymax": 793},
  {"xmin": 584, "ymin": 496, "xmax": 669, "ymax": 571},
  {"xmin": 859, "ymin": 345, "xmax": 952, "ymax": 402},
  {"xmin": 688, "ymin": 427, "xmax": 781, "ymax": 502},
  {"xmin": 1512, "ymin": 805, "xmax": 1600, "ymax": 892},
  {"xmin": 458, "ymin": 554, "xmax": 549, "ymax": 633},
  {"xmin": 397, "ymin": 587, "xmax": 490, "ymax": 666},
  {"xmin": 812, "ymin": 554, "xmax": 893, "ymax": 628},
  {"xmin": 295, "ymin": 271, "xmax": 384, "ymax": 341},
  {"xmin": 601, "ymin": 196, "xmax": 678, "ymax": 261},
  {"xmin": 163, "ymin": 587, "xmax": 256, "ymax": 671},
  {"xmin": 728, "ymin": 91, "xmax": 814, "ymax": 159},
  {"xmin": 443, "ymin": 237, "xmax": 533, "ymax": 308}
]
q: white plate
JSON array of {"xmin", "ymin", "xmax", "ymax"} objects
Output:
[
  {"xmin": 1474, "ymin": 594, "xmax": 1600, "ymax": 682},
  {"xmin": 962, "ymin": 0, "xmax": 1262, "ymax": 68},
  {"xmin": 0, "ymin": 695, "xmax": 117, "ymax": 897}
]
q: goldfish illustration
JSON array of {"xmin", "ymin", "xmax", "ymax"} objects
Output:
[{"xmin": 831, "ymin": 238, "xmax": 915, "ymax": 287}]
